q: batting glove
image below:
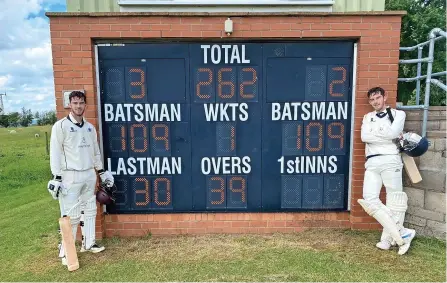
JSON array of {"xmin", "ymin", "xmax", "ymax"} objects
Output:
[
  {"xmin": 99, "ymin": 170, "xmax": 114, "ymax": 187},
  {"xmin": 47, "ymin": 176, "xmax": 63, "ymax": 200}
]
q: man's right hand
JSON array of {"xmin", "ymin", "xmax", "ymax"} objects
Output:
[{"xmin": 47, "ymin": 177, "xmax": 63, "ymax": 200}]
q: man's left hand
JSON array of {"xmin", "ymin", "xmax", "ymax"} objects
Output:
[{"xmin": 99, "ymin": 170, "xmax": 114, "ymax": 187}]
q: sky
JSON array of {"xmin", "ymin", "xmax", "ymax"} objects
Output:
[{"xmin": 0, "ymin": 0, "xmax": 66, "ymax": 114}]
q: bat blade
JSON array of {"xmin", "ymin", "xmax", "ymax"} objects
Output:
[
  {"xmin": 59, "ymin": 216, "xmax": 79, "ymax": 272},
  {"xmin": 402, "ymin": 153, "xmax": 422, "ymax": 184}
]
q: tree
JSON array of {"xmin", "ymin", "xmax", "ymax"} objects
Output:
[
  {"xmin": 386, "ymin": 0, "xmax": 446, "ymax": 105},
  {"xmin": 0, "ymin": 115, "xmax": 9, "ymax": 128},
  {"xmin": 38, "ymin": 110, "xmax": 57, "ymax": 126},
  {"xmin": 34, "ymin": 111, "xmax": 40, "ymax": 119},
  {"xmin": 47, "ymin": 111, "xmax": 57, "ymax": 125},
  {"xmin": 8, "ymin": 112, "xmax": 20, "ymax": 127},
  {"xmin": 20, "ymin": 107, "xmax": 33, "ymax": 127}
]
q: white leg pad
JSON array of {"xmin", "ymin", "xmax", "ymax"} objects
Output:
[
  {"xmin": 380, "ymin": 192, "xmax": 408, "ymax": 244},
  {"xmin": 387, "ymin": 192, "xmax": 408, "ymax": 224},
  {"xmin": 81, "ymin": 196, "xmax": 97, "ymax": 249},
  {"xmin": 358, "ymin": 199, "xmax": 404, "ymax": 246}
]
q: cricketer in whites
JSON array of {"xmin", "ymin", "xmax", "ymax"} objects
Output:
[{"xmin": 47, "ymin": 91, "xmax": 114, "ymax": 266}]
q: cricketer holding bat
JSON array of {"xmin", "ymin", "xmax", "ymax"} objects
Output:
[
  {"xmin": 358, "ymin": 87, "xmax": 416, "ymax": 255},
  {"xmin": 47, "ymin": 91, "xmax": 115, "ymax": 265}
]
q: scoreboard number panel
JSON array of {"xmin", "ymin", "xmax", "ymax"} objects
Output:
[
  {"xmin": 125, "ymin": 66, "xmax": 147, "ymax": 103},
  {"xmin": 104, "ymin": 67, "xmax": 125, "ymax": 104},
  {"xmin": 98, "ymin": 41, "xmax": 353, "ymax": 213},
  {"xmin": 206, "ymin": 175, "xmax": 248, "ymax": 209}
]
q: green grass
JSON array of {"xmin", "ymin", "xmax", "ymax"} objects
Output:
[{"xmin": 0, "ymin": 126, "xmax": 445, "ymax": 282}]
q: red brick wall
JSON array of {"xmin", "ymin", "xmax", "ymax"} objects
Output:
[{"xmin": 48, "ymin": 12, "xmax": 404, "ymax": 238}]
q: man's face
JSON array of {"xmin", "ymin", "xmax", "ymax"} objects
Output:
[
  {"xmin": 69, "ymin": 96, "xmax": 86, "ymax": 117},
  {"xmin": 368, "ymin": 92, "xmax": 387, "ymax": 112}
]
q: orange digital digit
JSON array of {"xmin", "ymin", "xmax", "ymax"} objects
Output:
[
  {"xmin": 120, "ymin": 125, "xmax": 126, "ymax": 150},
  {"xmin": 154, "ymin": 178, "xmax": 171, "ymax": 206},
  {"xmin": 296, "ymin": 124, "xmax": 302, "ymax": 150},
  {"xmin": 130, "ymin": 124, "xmax": 148, "ymax": 153},
  {"xmin": 135, "ymin": 177, "xmax": 150, "ymax": 206},
  {"xmin": 305, "ymin": 122, "xmax": 323, "ymax": 152},
  {"xmin": 230, "ymin": 125, "xmax": 235, "ymax": 151},
  {"xmin": 129, "ymin": 68, "xmax": 145, "ymax": 99},
  {"xmin": 152, "ymin": 124, "xmax": 169, "ymax": 150},
  {"xmin": 240, "ymin": 68, "xmax": 257, "ymax": 99},
  {"xmin": 229, "ymin": 177, "xmax": 246, "ymax": 202},
  {"xmin": 218, "ymin": 68, "xmax": 235, "ymax": 99},
  {"xmin": 111, "ymin": 124, "xmax": 126, "ymax": 152},
  {"xmin": 217, "ymin": 123, "xmax": 236, "ymax": 154},
  {"xmin": 196, "ymin": 68, "xmax": 212, "ymax": 99},
  {"xmin": 211, "ymin": 177, "xmax": 225, "ymax": 205},
  {"xmin": 329, "ymin": 67, "xmax": 347, "ymax": 97},
  {"xmin": 328, "ymin": 122, "xmax": 345, "ymax": 149}
]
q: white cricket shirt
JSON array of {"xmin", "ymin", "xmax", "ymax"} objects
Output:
[
  {"xmin": 50, "ymin": 113, "xmax": 103, "ymax": 176},
  {"xmin": 360, "ymin": 107, "xmax": 406, "ymax": 157}
]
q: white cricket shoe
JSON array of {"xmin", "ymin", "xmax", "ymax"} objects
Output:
[
  {"xmin": 80, "ymin": 243, "xmax": 105, "ymax": 253},
  {"xmin": 398, "ymin": 229, "xmax": 416, "ymax": 255},
  {"xmin": 376, "ymin": 240, "xmax": 392, "ymax": 250},
  {"xmin": 61, "ymin": 256, "xmax": 67, "ymax": 266}
]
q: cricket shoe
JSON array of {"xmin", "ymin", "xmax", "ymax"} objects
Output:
[
  {"xmin": 398, "ymin": 229, "xmax": 416, "ymax": 255},
  {"xmin": 376, "ymin": 236, "xmax": 396, "ymax": 250},
  {"xmin": 80, "ymin": 243, "xmax": 105, "ymax": 253},
  {"xmin": 376, "ymin": 240, "xmax": 392, "ymax": 250}
]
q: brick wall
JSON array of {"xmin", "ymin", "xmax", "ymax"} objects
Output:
[
  {"xmin": 47, "ymin": 11, "xmax": 405, "ymax": 238},
  {"xmin": 401, "ymin": 106, "xmax": 446, "ymax": 240}
]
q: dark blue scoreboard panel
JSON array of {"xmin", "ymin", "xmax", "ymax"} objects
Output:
[{"xmin": 98, "ymin": 41, "xmax": 353, "ymax": 213}]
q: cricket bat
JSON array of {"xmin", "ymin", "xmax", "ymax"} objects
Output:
[
  {"xmin": 385, "ymin": 107, "xmax": 423, "ymax": 184},
  {"xmin": 402, "ymin": 153, "xmax": 423, "ymax": 184},
  {"xmin": 59, "ymin": 215, "xmax": 79, "ymax": 271}
]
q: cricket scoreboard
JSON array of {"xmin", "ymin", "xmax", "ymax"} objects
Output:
[{"xmin": 98, "ymin": 41, "xmax": 353, "ymax": 213}]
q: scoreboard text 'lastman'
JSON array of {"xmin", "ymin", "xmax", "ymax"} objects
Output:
[{"xmin": 99, "ymin": 41, "xmax": 353, "ymax": 214}]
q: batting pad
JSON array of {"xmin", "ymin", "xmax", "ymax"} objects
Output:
[
  {"xmin": 358, "ymin": 199, "xmax": 404, "ymax": 246},
  {"xmin": 380, "ymin": 192, "xmax": 408, "ymax": 243},
  {"xmin": 82, "ymin": 196, "xmax": 97, "ymax": 249},
  {"xmin": 387, "ymin": 192, "xmax": 408, "ymax": 224}
]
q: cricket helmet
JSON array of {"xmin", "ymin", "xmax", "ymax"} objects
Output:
[
  {"xmin": 399, "ymin": 132, "xmax": 429, "ymax": 157},
  {"xmin": 96, "ymin": 181, "xmax": 117, "ymax": 205}
]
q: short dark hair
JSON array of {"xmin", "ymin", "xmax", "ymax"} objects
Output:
[
  {"xmin": 69, "ymin": 91, "xmax": 86, "ymax": 103},
  {"xmin": 367, "ymin": 87, "xmax": 385, "ymax": 98}
]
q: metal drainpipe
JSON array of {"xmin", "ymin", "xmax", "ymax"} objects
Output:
[
  {"xmin": 422, "ymin": 28, "xmax": 440, "ymax": 137},
  {"xmin": 416, "ymin": 46, "xmax": 422, "ymax": 105}
]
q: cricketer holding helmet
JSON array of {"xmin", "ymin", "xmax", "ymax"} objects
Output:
[
  {"xmin": 47, "ymin": 91, "xmax": 114, "ymax": 265},
  {"xmin": 358, "ymin": 87, "xmax": 416, "ymax": 255}
]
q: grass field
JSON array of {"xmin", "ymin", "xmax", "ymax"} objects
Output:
[{"xmin": 0, "ymin": 125, "xmax": 445, "ymax": 282}]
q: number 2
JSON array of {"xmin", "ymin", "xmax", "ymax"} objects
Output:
[{"xmin": 329, "ymin": 67, "xmax": 346, "ymax": 97}]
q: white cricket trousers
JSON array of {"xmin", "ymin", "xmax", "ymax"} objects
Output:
[
  {"xmin": 58, "ymin": 169, "xmax": 98, "ymax": 254},
  {"xmin": 363, "ymin": 154, "xmax": 404, "ymax": 242},
  {"xmin": 363, "ymin": 154, "xmax": 403, "ymax": 201}
]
